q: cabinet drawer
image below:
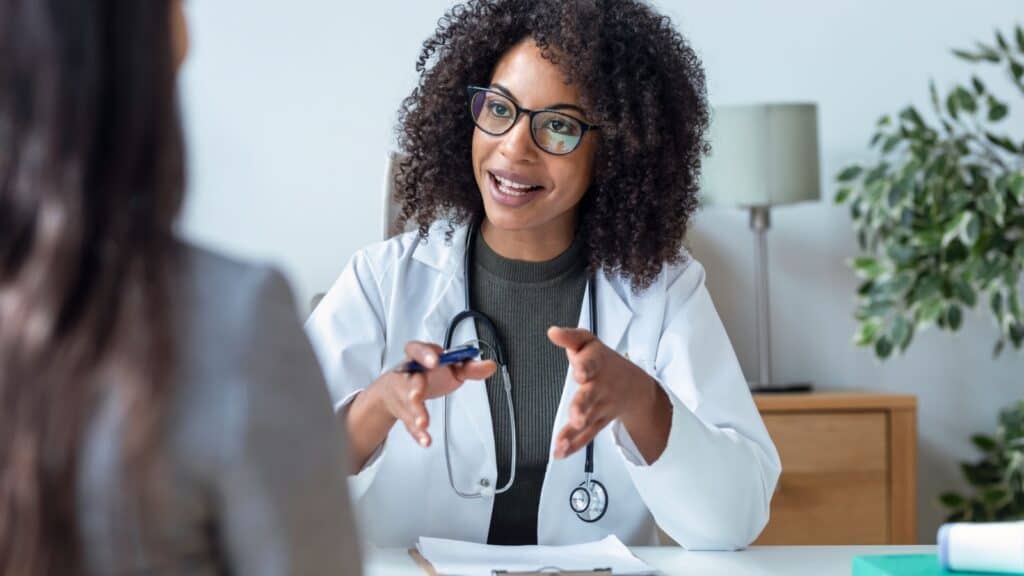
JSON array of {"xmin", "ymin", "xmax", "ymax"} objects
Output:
[{"xmin": 755, "ymin": 412, "xmax": 889, "ymax": 545}]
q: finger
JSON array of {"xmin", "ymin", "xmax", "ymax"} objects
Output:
[
  {"xmin": 391, "ymin": 389, "xmax": 431, "ymax": 447},
  {"xmin": 568, "ymin": 386, "xmax": 598, "ymax": 428},
  {"xmin": 553, "ymin": 416, "xmax": 611, "ymax": 459},
  {"xmin": 406, "ymin": 373, "xmax": 427, "ymax": 403},
  {"xmin": 397, "ymin": 375, "xmax": 430, "ymax": 438},
  {"xmin": 453, "ymin": 359, "xmax": 497, "ymax": 382},
  {"xmin": 571, "ymin": 351, "xmax": 602, "ymax": 383},
  {"xmin": 547, "ymin": 326, "xmax": 596, "ymax": 353},
  {"xmin": 399, "ymin": 414, "xmax": 432, "ymax": 448},
  {"xmin": 406, "ymin": 389, "xmax": 430, "ymax": 431},
  {"xmin": 404, "ymin": 341, "xmax": 443, "ymax": 369}
]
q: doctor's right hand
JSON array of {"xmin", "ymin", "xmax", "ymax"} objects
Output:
[{"xmin": 345, "ymin": 341, "xmax": 496, "ymax": 471}]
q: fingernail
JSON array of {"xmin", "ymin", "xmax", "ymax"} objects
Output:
[
  {"xmin": 425, "ymin": 353, "xmax": 438, "ymax": 367},
  {"xmin": 419, "ymin": 435, "xmax": 429, "ymax": 447}
]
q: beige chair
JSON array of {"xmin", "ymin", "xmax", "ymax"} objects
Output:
[{"xmin": 382, "ymin": 151, "xmax": 412, "ymax": 240}]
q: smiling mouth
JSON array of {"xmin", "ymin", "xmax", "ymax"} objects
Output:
[{"xmin": 488, "ymin": 171, "xmax": 544, "ymax": 197}]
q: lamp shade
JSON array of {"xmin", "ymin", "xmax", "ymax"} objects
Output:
[{"xmin": 701, "ymin": 103, "xmax": 821, "ymax": 208}]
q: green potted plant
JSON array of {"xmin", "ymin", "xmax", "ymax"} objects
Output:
[
  {"xmin": 939, "ymin": 399, "xmax": 1024, "ymax": 522},
  {"xmin": 835, "ymin": 25, "xmax": 1024, "ymax": 359}
]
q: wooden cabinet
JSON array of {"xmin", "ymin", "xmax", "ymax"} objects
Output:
[{"xmin": 753, "ymin": 391, "xmax": 917, "ymax": 545}]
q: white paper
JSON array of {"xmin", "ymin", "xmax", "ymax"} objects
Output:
[{"xmin": 415, "ymin": 535, "xmax": 655, "ymax": 575}]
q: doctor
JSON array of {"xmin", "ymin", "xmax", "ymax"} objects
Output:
[{"xmin": 307, "ymin": 0, "xmax": 780, "ymax": 550}]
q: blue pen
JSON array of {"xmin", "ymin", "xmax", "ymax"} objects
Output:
[{"xmin": 392, "ymin": 345, "xmax": 481, "ymax": 374}]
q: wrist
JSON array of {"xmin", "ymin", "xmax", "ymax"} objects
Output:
[
  {"xmin": 362, "ymin": 374, "xmax": 399, "ymax": 428},
  {"xmin": 347, "ymin": 377, "xmax": 398, "ymax": 462},
  {"xmin": 624, "ymin": 370, "xmax": 660, "ymax": 419}
]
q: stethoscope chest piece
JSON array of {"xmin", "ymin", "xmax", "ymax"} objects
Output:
[{"xmin": 569, "ymin": 478, "xmax": 608, "ymax": 523}]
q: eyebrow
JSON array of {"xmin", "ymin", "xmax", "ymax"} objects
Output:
[{"xmin": 490, "ymin": 83, "xmax": 588, "ymax": 117}]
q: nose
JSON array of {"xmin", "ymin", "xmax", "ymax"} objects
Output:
[{"xmin": 498, "ymin": 114, "xmax": 538, "ymax": 163}]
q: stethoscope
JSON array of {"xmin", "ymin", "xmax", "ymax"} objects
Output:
[{"xmin": 440, "ymin": 220, "xmax": 609, "ymax": 523}]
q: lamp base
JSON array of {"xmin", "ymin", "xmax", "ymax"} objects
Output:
[{"xmin": 749, "ymin": 381, "xmax": 814, "ymax": 394}]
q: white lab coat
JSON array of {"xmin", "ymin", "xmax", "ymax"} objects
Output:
[{"xmin": 306, "ymin": 222, "xmax": 780, "ymax": 549}]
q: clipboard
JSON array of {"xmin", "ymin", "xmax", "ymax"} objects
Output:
[{"xmin": 408, "ymin": 549, "xmax": 613, "ymax": 576}]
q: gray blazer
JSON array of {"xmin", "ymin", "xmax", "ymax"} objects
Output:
[{"xmin": 77, "ymin": 244, "xmax": 361, "ymax": 576}]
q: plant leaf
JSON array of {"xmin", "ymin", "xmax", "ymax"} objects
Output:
[
  {"xmin": 953, "ymin": 49, "xmax": 982, "ymax": 62},
  {"xmin": 972, "ymin": 75, "xmax": 987, "ymax": 94},
  {"xmin": 971, "ymin": 434, "xmax": 998, "ymax": 453},
  {"xmin": 854, "ymin": 319, "xmax": 883, "ymax": 347},
  {"xmin": 961, "ymin": 212, "xmax": 982, "ymax": 247},
  {"xmin": 984, "ymin": 487, "xmax": 1009, "ymax": 506},
  {"xmin": 946, "ymin": 91, "xmax": 960, "ymax": 120},
  {"xmin": 978, "ymin": 190, "xmax": 1005, "ymax": 227},
  {"xmin": 851, "ymin": 256, "xmax": 885, "ymax": 279},
  {"xmin": 1011, "ymin": 174, "xmax": 1024, "ymax": 204},
  {"xmin": 953, "ymin": 279, "xmax": 978, "ymax": 307},
  {"xmin": 985, "ymin": 132, "xmax": 1019, "ymax": 153},
  {"xmin": 939, "ymin": 491, "xmax": 966, "ymax": 509},
  {"xmin": 882, "ymin": 134, "xmax": 901, "ymax": 153},
  {"xmin": 916, "ymin": 298, "xmax": 945, "ymax": 326},
  {"xmin": 975, "ymin": 42, "xmax": 1002, "ymax": 62},
  {"xmin": 837, "ymin": 165, "xmax": 863, "ymax": 182},
  {"xmin": 956, "ymin": 87, "xmax": 978, "ymax": 113},
  {"xmin": 835, "ymin": 187, "xmax": 853, "ymax": 205},
  {"xmin": 988, "ymin": 99, "xmax": 1009, "ymax": 122},
  {"xmin": 891, "ymin": 315, "xmax": 913, "ymax": 351},
  {"xmin": 1012, "ymin": 60, "xmax": 1024, "ymax": 82},
  {"xmin": 997, "ymin": 31, "xmax": 1010, "ymax": 51},
  {"xmin": 874, "ymin": 335, "xmax": 894, "ymax": 359},
  {"xmin": 947, "ymin": 304, "xmax": 964, "ymax": 331},
  {"xmin": 992, "ymin": 291, "xmax": 1004, "ymax": 318}
]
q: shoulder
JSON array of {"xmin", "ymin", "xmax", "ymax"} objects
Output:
[
  {"xmin": 177, "ymin": 241, "xmax": 287, "ymax": 296},
  {"xmin": 609, "ymin": 246, "xmax": 706, "ymax": 306},
  {"xmin": 171, "ymin": 241, "xmax": 301, "ymax": 381},
  {"xmin": 346, "ymin": 220, "xmax": 464, "ymax": 282}
]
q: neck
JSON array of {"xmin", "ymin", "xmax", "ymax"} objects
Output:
[{"xmin": 480, "ymin": 215, "xmax": 577, "ymax": 262}]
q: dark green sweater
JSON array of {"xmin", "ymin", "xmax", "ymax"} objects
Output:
[{"xmin": 471, "ymin": 228, "xmax": 588, "ymax": 545}]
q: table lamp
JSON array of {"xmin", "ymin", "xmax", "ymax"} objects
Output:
[{"xmin": 701, "ymin": 103, "xmax": 821, "ymax": 392}]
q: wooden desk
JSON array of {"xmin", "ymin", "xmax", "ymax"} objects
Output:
[{"xmin": 754, "ymin": 391, "xmax": 918, "ymax": 545}]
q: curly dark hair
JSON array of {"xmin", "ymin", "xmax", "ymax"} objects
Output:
[{"xmin": 395, "ymin": 0, "xmax": 709, "ymax": 291}]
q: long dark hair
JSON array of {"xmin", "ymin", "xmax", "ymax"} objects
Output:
[{"xmin": 0, "ymin": 0, "xmax": 184, "ymax": 572}]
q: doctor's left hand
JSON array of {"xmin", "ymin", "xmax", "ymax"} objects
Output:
[{"xmin": 547, "ymin": 327, "xmax": 672, "ymax": 463}]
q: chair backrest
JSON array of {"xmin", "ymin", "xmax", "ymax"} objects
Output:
[{"xmin": 381, "ymin": 152, "xmax": 411, "ymax": 240}]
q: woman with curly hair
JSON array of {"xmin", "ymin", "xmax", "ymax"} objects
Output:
[{"xmin": 308, "ymin": 0, "xmax": 780, "ymax": 549}]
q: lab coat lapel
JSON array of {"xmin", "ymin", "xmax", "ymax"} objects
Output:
[
  {"xmin": 538, "ymin": 271, "xmax": 633, "ymax": 541},
  {"xmin": 414, "ymin": 224, "xmax": 497, "ymax": 475}
]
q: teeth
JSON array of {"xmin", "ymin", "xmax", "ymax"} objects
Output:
[
  {"xmin": 494, "ymin": 174, "xmax": 536, "ymax": 190},
  {"xmin": 498, "ymin": 183, "xmax": 530, "ymax": 196}
]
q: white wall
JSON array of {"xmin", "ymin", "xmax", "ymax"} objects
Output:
[{"xmin": 179, "ymin": 0, "xmax": 1024, "ymax": 543}]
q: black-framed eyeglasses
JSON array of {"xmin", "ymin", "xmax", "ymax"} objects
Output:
[{"xmin": 467, "ymin": 86, "xmax": 599, "ymax": 156}]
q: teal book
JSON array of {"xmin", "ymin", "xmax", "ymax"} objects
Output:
[{"xmin": 852, "ymin": 554, "xmax": 995, "ymax": 576}]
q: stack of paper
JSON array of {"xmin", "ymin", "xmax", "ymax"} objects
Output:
[{"xmin": 415, "ymin": 535, "xmax": 655, "ymax": 575}]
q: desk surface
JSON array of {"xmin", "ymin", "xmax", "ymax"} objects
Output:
[{"xmin": 366, "ymin": 545, "xmax": 938, "ymax": 575}]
